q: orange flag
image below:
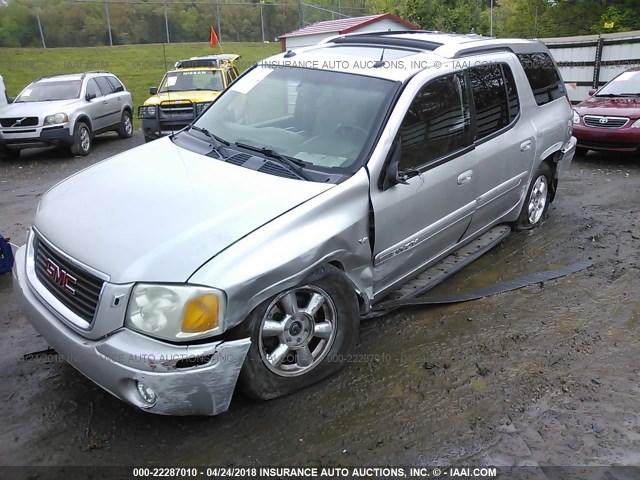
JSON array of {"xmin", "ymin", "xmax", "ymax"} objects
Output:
[{"xmin": 210, "ymin": 26, "xmax": 219, "ymax": 48}]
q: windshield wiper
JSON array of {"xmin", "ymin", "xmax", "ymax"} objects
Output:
[
  {"xmin": 185, "ymin": 125, "xmax": 229, "ymax": 158},
  {"xmin": 235, "ymin": 142, "xmax": 310, "ymax": 180},
  {"xmin": 596, "ymin": 93, "xmax": 640, "ymax": 97}
]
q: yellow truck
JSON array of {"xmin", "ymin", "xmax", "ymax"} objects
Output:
[{"xmin": 138, "ymin": 54, "xmax": 240, "ymax": 142}]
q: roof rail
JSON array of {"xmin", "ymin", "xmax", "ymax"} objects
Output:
[
  {"xmin": 85, "ymin": 70, "xmax": 112, "ymax": 74},
  {"xmin": 435, "ymin": 39, "xmax": 545, "ymax": 59},
  {"xmin": 331, "ymin": 31, "xmax": 443, "ymax": 52}
]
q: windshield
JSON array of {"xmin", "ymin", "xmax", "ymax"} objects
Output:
[
  {"xmin": 597, "ymin": 70, "xmax": 640, "ymax": 96},
  {"xmin": 15, "ymin": 80, "xmax": 82, "ymax": 102},
  {"xmin": 192, "ymin": 65, "xmax": 397, "ymax": 170},
  {"xmin": 159, "ymin": 70, "xmax": 224, "ymax": 92}
]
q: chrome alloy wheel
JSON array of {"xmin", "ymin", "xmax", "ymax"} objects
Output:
[
  {"xmin": 124, "ymin": 114, "xmax": 133, "ymax": 135},
  {"xmin": 79, "ymin": 126, "xmax": 90, "ymax": 152},
  {"xmin": 528, "ymin": 175, "xmax": 548, "ymax": 225},
  {"xmin": 258, "ymin": 286, "xmax": 337, "ymax": 377}
]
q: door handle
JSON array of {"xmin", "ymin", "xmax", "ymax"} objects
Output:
[
  {"xmin": 457, "ymin": 170, "xmax": 473, "ymax": 185},
  {"xmin": 520, "ymin": 140, "xmax": 532, "ymax": 152},
  {"xmin": 102, "ymin": 100, "xmax": 108, "ymax": 105}
]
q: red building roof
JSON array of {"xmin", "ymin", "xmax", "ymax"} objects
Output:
[{"xmin": 279, "ymin": 13, "xmax": 420, "ymax": 39}]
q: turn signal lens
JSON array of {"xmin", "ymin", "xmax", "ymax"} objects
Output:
[{"xmin": 182, "ymin": 294, "xmax": 219, "ymax": 333}]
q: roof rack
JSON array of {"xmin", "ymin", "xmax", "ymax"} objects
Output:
[
  {"xmin": 84, "ymin": 70, "xmax": 112, "ymax": 74},
  {"xmin": 435, "ymin": 39, "xmax": 545, "ymax": 59}
]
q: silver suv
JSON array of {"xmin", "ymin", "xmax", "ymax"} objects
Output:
[
  {"xmin": 0, "ymin": 71, "xmax": 133, "ymax": 159},
  {"xmin": 14, "ymin": 32, "xmax": 576, "ymax": 415}
]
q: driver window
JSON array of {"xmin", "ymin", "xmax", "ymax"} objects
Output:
[{"xmin": 399, "ymin": 72, "xmax": 471, "ymax": 171}]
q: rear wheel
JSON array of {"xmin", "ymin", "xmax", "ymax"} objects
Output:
[
  {"xmin": 236, "ymin": 265, "xmax": 359, "ymax": 400},
  {"xmin": 70, "ymin": 122, "xmax": 91, "ymax": 156},
  {"xmin": 117, "ymin": 110, "xmax": 133, "ymax": 139},
  {"xmin": 516, "ymin": 162, "xmax": 552, "ymax": 230}
]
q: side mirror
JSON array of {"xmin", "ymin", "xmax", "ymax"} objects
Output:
[
  {"xmin": 149, "ymin": 87, "xmax": 158, "ymax": 95},
  {"xmin": 588, "ymin": 88, "xmax": 597, "ymax": 96},
  {"xmin": 381, "ymin": 137, "xmax": 410, "ymax": 191},
  {"xmin": 85, "ymin": 92, "xmax": 97, "ymax": 101}
]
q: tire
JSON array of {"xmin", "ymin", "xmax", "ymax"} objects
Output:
[
  {"xmin": 515, "ymin": 162, "xmax": 553, "ymax": 231},
  {"xmin": 70, "ymin": 122, "xmax": 91, "ymax": 156},
  {"xmin": 236, "ymin": 264, "xmax": 359, "ymax": 400},
  {"xmin": 0, "ymin": 148, "xmax": 20, "ymax": 161},
  {"xmin": 576, "ymin": 146, "xmax": 589, "ymax": 156},
  {"xmin": 117, "ymin": 110, "xmax": 133, "ymax": 139}
]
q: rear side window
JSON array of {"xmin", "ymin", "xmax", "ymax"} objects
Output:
[
  {"xmin": 517, "ymin": 53, "xmax": 565, "ymax": 106},
  {"xmin": 106, "ymin": 76, "xmax": 124, "ymax": 92},
  {"xmin": 95, "ymin": 76, "xmax": 114, "ymax": 96},
  {"xmin": 468, "ymin": 64, "xmax": 512, "ymax": 140}
]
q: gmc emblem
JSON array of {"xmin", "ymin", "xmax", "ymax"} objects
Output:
[{"xmin": 45, "ymin": 258, "xmax": 77, "ymax": 296}]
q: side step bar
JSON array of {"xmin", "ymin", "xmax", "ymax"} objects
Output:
[{"xmin": 365, "ymin": 224, "xmax": 512, "ymax": 318}]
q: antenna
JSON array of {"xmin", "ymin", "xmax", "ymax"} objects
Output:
[{"xmin": 373, "ymin": 48, "xmax": 386, "ymax": 68}]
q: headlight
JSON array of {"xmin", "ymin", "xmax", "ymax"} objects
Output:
[
  {"xmin": 195, "ymin": 102, "xmax": 212, "ymax": 114},
  {"xmin": 632, "ymin": 119, "xmax": 640, "ymax": 128},
  {"xmin": 44, "ymin": 113, "xmax": 69, "ymax": 125},
  {"xmin": 142, "ymin": 105, "xmax": 156, "ymax": 118},
  {"xmin": 125, "ymin": 284, "xmax": 225, "ymax": 341},
  {"xmin": 572, "ymin": 109, "xmax": 581, "ymax": 124}
]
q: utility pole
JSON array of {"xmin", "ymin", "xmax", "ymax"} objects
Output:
[
  {"xmin": 490, "ymin": 0, "xmax": 494, "ymax": 37},
  {"xmin": 33, "ymin": 0, "xmax": 46, "ymax": 48},
  {"xmin": 164, "ymin": 1, "xmax": 170, "ymax": 43},
  {"xmin": 298, "ymin": 1, "xmax": 304, "ymax": 28},
  {"xmin": 216, "ymin": 3, "xmax": 222, "ymax": 42},
  {"xmin": 104, "ymin": 1, "xmax": 113, "ymax": 46},
  {"xmin": 260, "ymin": 1, "xmax": 265, "ymax": 43}
]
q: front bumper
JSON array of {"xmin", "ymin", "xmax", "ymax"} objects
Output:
[
  {"xmin": 573, "ymin": 123, "xmax": 640, "ymax": 152},
  {"xmin": 0, "ymin": 125, "xmax": 73, "ymax": 148},
  {"xmin": 13, "ymin": 245, "xmax": 251, "ymax": 416}
]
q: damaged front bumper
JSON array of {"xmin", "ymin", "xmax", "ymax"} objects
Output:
[{"xmin": 13, "ymin": 245, "xmax": 250, "ymax": 416}]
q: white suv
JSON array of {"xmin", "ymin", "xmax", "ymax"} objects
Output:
[{"xmin": 0, "ymin": 71, "xmax": 134, "ymax": 159}]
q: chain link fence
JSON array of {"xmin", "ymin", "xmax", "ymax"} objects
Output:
[{"xmin": 1, "ymin": 0, "xmax": 367, "ymax": 48}]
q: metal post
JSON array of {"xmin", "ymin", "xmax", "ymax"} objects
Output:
[
  {"xmin": 260, "ymin": 3, "xmax": 265, "ymax": 43},
  {"xmin": 164, "ymin": 1, "xmax": 170, "ymax": 44},
  {"xmin": 298, "ymin": 1, "xmax": 304, "ymax": 28},
  {"xmin": 490, "ymin": 0, "xmax": 494, "ymax": 37},
  {"xmin": 216, "ymin": 3, "xmax": 222, "ymax": 42},
  {"xmin": 104, "ymin": 1, "xmax": 113, "ymax": 46},
  {"xmin": 338, "ymin": 0, "xmax": 342, "ymax": 17},
  {"xmin": 33, "ymin": 0, "xmax": 46, "ymax": 48}
]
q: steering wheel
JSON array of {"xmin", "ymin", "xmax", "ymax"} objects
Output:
[{"xmin": 333, "ymin": 123, "xmax": 368, "ymax": 142}]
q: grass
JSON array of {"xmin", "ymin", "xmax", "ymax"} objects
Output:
[{"xmin": 0, "ymin": 42, "xmax": 281, "ymax": 126}]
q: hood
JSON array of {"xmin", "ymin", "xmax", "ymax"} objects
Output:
[
  {"xmin": 34, "ymin": 138, "xmax": 333, "ymax": 284},
  {"xmin": 575, "ymin": 96, "xmax": 640, "ymax": 118},
  {"xmin": 0, "ymin": 99, "xmax": 79, "ymax": 119},
  {"xmin": 143, "ymin": 91, "xmax": 221, "ymax": 106}
]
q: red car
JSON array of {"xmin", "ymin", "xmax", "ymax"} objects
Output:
[{"xmin": 572, "ymin": 67, "xmax": 640, "ymax": 154}]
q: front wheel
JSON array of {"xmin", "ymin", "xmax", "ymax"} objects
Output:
[
  {"xmin": 70, "ymin": 122, "xmax": 91, "ymax": 156},
  {"xmin": 516, "ymin": 162, "xmax": 552, "ymax": 230},
  {"xmin": 236, "ymin": 265, "xmax": 359, "ymax": 400}
]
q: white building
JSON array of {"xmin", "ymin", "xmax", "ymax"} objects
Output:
[{"xmin": 278, "ymin": 13, "xmax": 420, "ymax": 52}]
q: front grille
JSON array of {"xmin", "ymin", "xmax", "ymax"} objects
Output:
[
  {"xmin": 33, "ymin": 235, "xmax": 104, "ymax": 323},
  {"xmin": 159, "ymin": 104, "xmax": 195, "ymax": 116},
  {"xmin": 0, "ymin": 117, "xmax": 39, "ymax": 127},
  {"xmin": 583, "ymin": 115, "xmax": 628, "ymax": 128}
]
